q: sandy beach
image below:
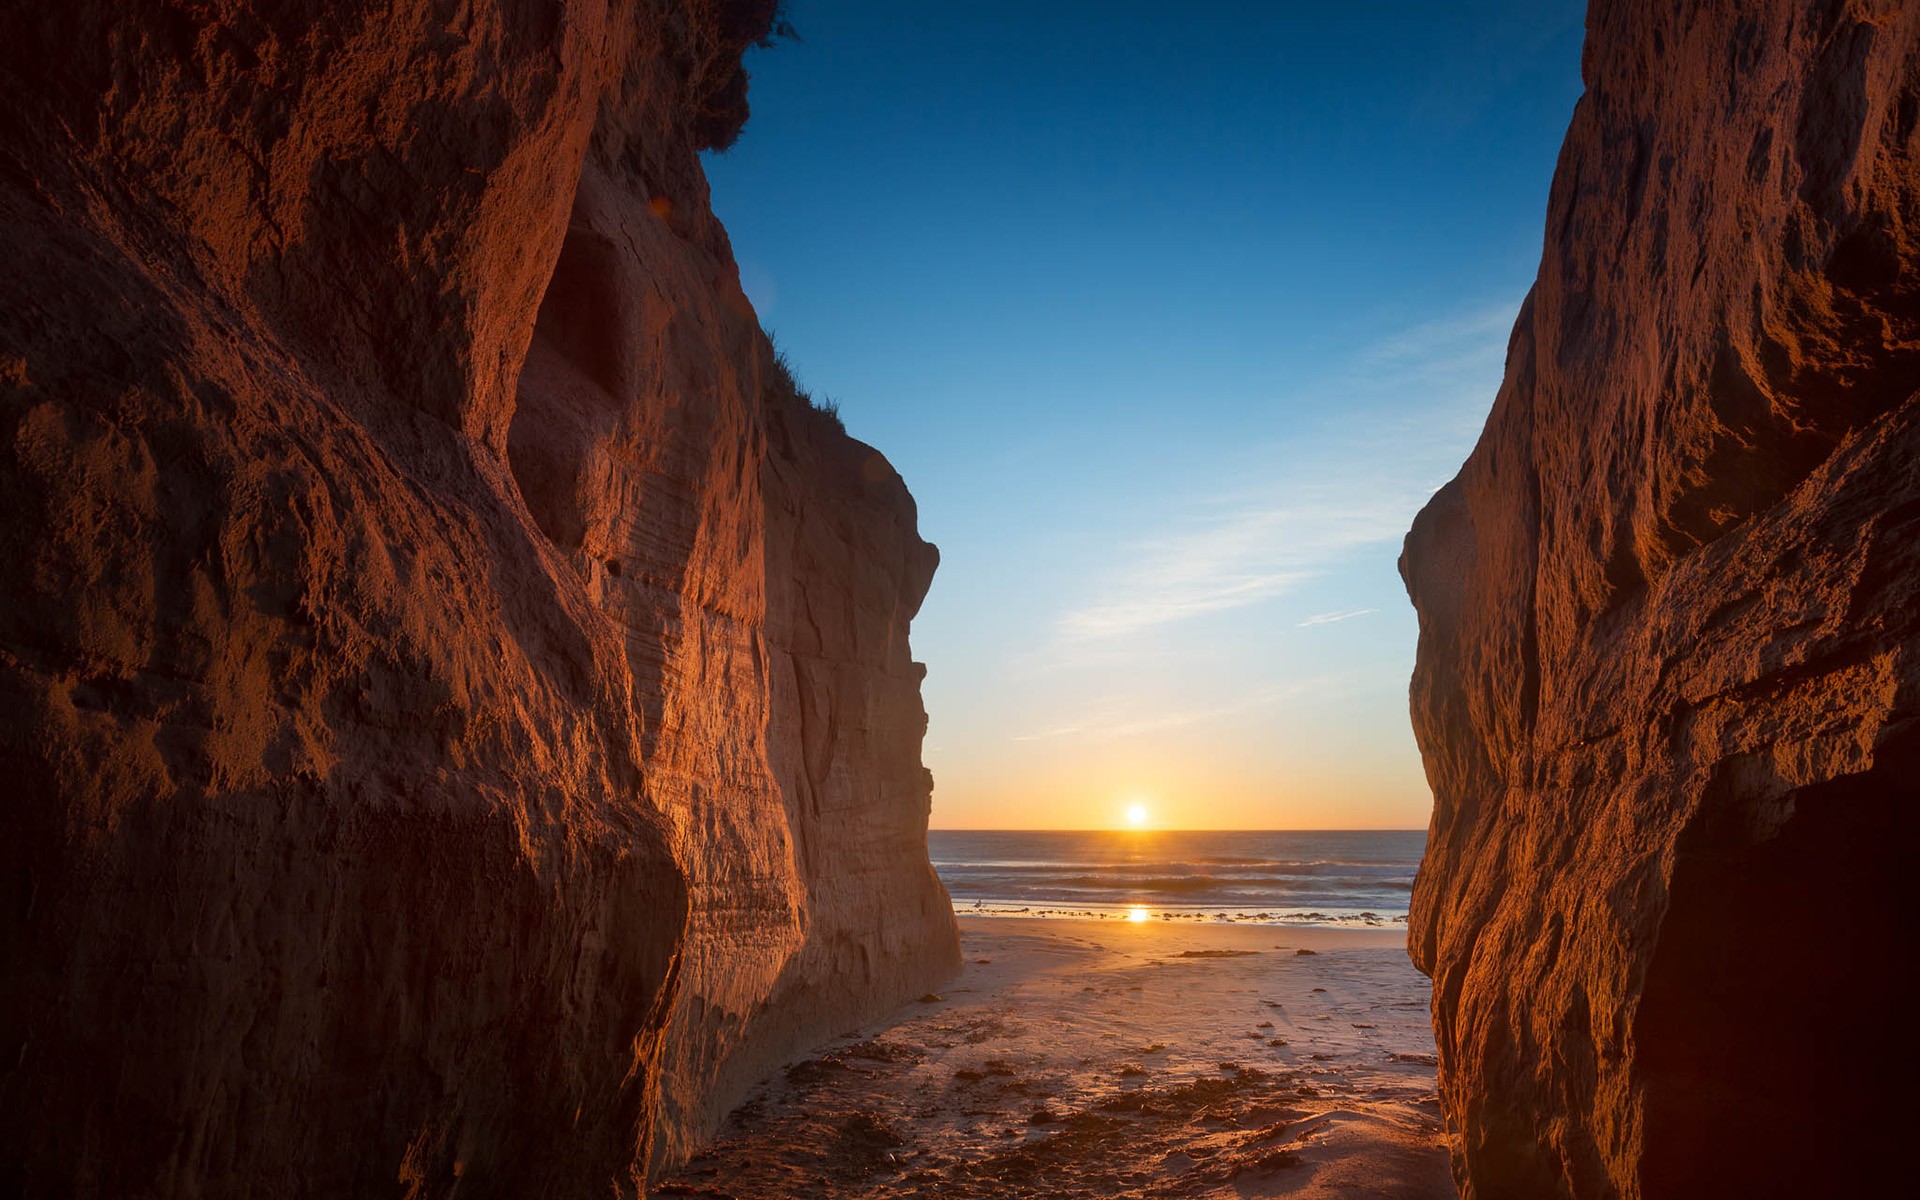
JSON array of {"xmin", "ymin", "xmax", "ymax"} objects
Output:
[{"xmin": 659, "ymin": 916, "xmax": 1456, "ymax": 1198}]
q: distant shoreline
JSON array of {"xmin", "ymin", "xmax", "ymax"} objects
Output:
[
  {"xmin": 930, "ymin": 829, "xmax": 1422, "ymax": 930},
  {"xmin": 949, "ymin": 901, "xmax": 1409, "ymax": 928}
]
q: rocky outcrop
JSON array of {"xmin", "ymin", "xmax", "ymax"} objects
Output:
[
  {"xmin": 1401, "ymin": 1, "xmax": 1919, "ymax": 1197},
  {"xmin": 0, "ymin": 3, "xmax": 957, "ymax": 1196}
]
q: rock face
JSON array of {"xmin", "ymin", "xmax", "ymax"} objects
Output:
[
  {"xmin": 1401, "ymin": 1, "xmax": 1919, "ymax": 1197},
  {"xmin": 0, "ymin": 3, "xmax": 957, "ymax": 1196}
]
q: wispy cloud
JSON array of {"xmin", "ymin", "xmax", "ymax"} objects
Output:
[
  {"xmin": 1054, "ymin": 494, "xmax": 1407, "ymax": 642},
  {"xmin": 1298, "ymin": 607, "xmax": 1378, "ymax": 628},
  {"xmin": 1057, "ymin": 566, "xmax": 1311, "ymax": 641},
  {"xmin": 1363, "ymin": 303, "xmax": 1515, "ymax": 368},
  {"xmin": 1047, "ymin": 301, "xmax": 1515, "ymax": 648},
  {"xmin": 1010, "ymin": 679, "xmax": 1335, "ymax": 743}
]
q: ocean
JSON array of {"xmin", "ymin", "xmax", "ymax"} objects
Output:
[{"xmin": 927, "ymin": 829, "xmax": 1425, "ymax": 927}]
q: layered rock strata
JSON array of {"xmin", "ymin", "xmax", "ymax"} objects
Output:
[
  {"xmin": 1402, "ymin": 1, "xmax": 1919, "ymax": 1197},
  {"xmin": 0, "ymin": 2, "xmax": 957, "ymax": 1196}
]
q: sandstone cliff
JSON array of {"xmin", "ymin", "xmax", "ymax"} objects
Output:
[
  {"xmin": 0, "ymin": 3, "xmax": 958, "ymax": 1196},
  {"xmin": 1401, "ymin": 1, "xmax": 1919, "ymax": 1197}
]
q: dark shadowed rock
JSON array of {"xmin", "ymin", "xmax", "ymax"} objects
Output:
[
  {"xmin": 0, "ymin": 2, "xmax": 956, "ymax": 1195},
  {"xmin": 1401, "ymin": 1, "xmax": 1919, "ymax": 1197}
]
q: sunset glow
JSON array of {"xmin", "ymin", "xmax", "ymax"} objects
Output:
[
  {"xmin": 709, "ymin": 1, "xmax": 1588, "ymax": 833},
  {"xmin": 1126, "ymin": 905, "xmax": 1150, "ymax": 923},
  {"xmin": 1125, "ymin": 802, "xmax": 1149, "ymax": 828}
]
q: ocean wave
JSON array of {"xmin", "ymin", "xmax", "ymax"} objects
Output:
[
  {"xmin": 941, "ymin": 872, "xmax": 1411, "ymax": 895},
  {"xmin": 928, "ymin": 830, "xmax": 1424, "ymax": 918},
  {"xmin": 931, "ymin": 859, "xmax": 1413, "ymax": 877},
  {"xmin": 951, "ymin": 900, "xmax": 1412, "ymax": 928}
]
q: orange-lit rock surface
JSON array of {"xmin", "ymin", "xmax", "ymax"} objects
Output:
[
  {"xmin": 1401, "ymin": 1, "xmax": 1919, "ymax": 1197},
  {"xmin": 0, "ymin": 2, "xmax": 956, "ymax": 1195}
]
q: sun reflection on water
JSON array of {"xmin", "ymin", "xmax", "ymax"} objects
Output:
[{"xmin": 1127, "ymin": 905, "xmax": 1150, "ymax": 923}]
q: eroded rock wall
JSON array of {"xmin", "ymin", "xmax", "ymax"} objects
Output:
[
  {"xmin": 0, "ymin": 3, "xmax": 957, "ymax": 1196},
  {"xmin": 1401, "ymin": 1, "xmax": 1920, "ymax": 1197}
]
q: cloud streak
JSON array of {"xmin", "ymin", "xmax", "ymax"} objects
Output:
[
  {"xmin": 1048, "ymin": 301, "xmax": 1515, "ymax": 647},
  {"xmin": 1298, "ymin": 607, "xmax": 1379, "ymax": 628},
  {"xmin": 1010, "ymin": 679, "xmax": 1336, "ymax": 743},
  {"xmin": 1362, "ymin": 303, "xmax": 1516, "ymax": 367},
  {"xmin": 1054, "ymin": 495, "xmax": 1410, "ymax": 641}
]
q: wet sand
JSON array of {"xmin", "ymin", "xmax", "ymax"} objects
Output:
[{"xmin": 659, "ymin": 916, "xmax": 1457, "ymax": 1198}]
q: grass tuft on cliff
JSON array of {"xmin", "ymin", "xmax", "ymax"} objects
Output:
[{"xmin": 767, "ymin": 344, "xmax": 847, "ymax": 435}]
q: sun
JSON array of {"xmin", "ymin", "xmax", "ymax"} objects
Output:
[{"xmin": 1125, "ymin": 802, "xmax": 1149, "ymax": 828}]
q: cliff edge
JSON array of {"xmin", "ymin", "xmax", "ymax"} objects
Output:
[
  {"xmin": 1402, "ymin": 1, "xmax": 1918, "ymax": 1196},
  {"xmin": 0, "ymin": 2, "xmax": 958, "ymax": 1195}
]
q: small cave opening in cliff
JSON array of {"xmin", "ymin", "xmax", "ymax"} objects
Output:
[
  {"xmin": 1634, "ymin": 739, "xmax": 1920, "ymax": 1197},
  {"xmin": 506, "ymin": 210, "xmax": 632, "ymax": 552}
]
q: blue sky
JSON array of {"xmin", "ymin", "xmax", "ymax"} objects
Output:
[{"xmin": 704, "ymin": 0, "xmax": 1587, "ymax": 829}]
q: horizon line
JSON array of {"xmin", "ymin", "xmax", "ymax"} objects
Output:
[{"xmin": 926, "ymin": 826, "xmax": 1429, "ymax": 834}]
